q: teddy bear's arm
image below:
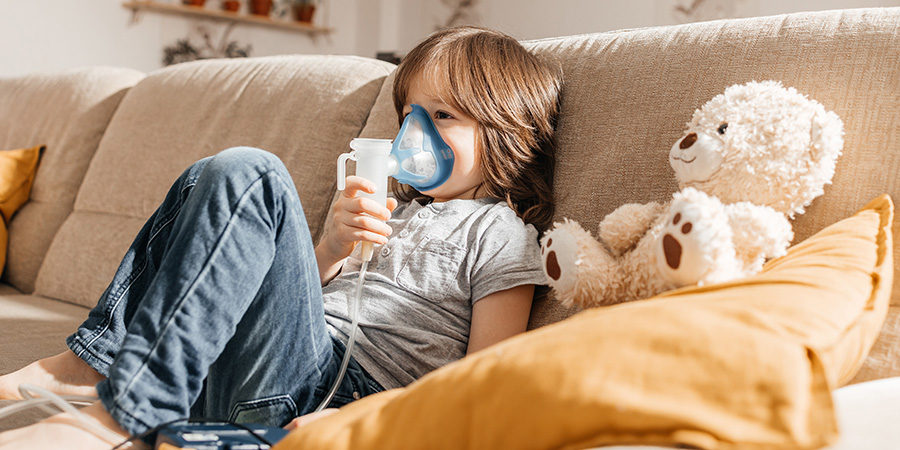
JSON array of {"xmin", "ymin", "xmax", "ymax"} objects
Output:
[
  {"xmin": 725, "ymin": 202, "xmax": 794, "ymax": 271},
  {"xmin": 599, "ymin": 202, "xmax": 667, "ymax": 256}
]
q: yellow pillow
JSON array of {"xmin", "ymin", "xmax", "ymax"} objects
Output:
[
  {"xmin": 0, "ymin": 219, "xmax": 6, "ymax": 276},
  {"xmin": 276, "ymin": 195, "xmax": 893, "ymax": 450},
  {"xmin": 0, "ymin": 145, "xmax": 43, "ymax": 273}
]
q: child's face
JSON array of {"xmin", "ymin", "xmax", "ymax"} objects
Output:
[{"xmin": 401, "ymin": 73, "xmax": 483, "ymax": 202}]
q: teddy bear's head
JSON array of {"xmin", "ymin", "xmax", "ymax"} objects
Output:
[{"xmin": 668, "ymin": 81, "xmax": 843, "ymax": 217}]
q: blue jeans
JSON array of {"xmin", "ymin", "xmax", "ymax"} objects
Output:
[{"xmin": 65, "ymin": 147, "xmax": 383, "ymax": 439}]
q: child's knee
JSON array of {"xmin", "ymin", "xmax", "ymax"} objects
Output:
[
  {"xmin": 218, "ymin": 147, "xmax": 284, "ymax": 170},
  {"xmin": 206, "ymin": 147, "xmax": 288, "ymax": 185}
]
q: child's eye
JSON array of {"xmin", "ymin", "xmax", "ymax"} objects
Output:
[{"xmin": 434, "ymin": 111, "xmax": 453, "ymax": 120}]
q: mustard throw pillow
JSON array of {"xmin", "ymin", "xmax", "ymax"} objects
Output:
[
  {"xmin": 0, "ymin": 145, "xmax": 44, "ymax": 273},
  {"xmin": 277, "ymin": 195, "xmax": 893, "ymax": 450}
]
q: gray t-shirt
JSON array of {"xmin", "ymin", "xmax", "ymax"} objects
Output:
[{"xmin": 322, "ymin": 197, "xmax": 545, "ymax": 389}]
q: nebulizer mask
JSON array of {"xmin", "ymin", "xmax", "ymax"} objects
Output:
[{"xmin": 316, "ymin": 104, "xmax": 453, "ymax": 410}]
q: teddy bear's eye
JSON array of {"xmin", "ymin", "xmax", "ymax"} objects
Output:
[{"xmin": 717, "ymin": 122, "xmax": 728, "ymax": 135}]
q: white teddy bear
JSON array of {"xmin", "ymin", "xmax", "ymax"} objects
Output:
[{"xmin": 541, "ymin": 81, "xmax": 843, "ymax": 308}]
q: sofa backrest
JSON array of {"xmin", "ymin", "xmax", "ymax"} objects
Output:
[
  {"xmin": 519, "ymin": 7, "xmax": 900, "ymax": 329},
  {"xmin": 34, "ymin": 55, "xmax": 394, "ymax": 308},
  {"xmin": 0, "ymin": 67, "xmax": 145, "ymax": 293},
  {"xmin": 358, "ymin": 9, "xmax": 900, "ymax": 334}
]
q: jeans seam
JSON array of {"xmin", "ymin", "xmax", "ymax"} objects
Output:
[
  {"xmin": 69, "ymin": 338, "xmax": 116, "ymax": 369},
  {"xmin": 111, "ymin": 170, "xmax": 279, "ymax": 407},
  {"xmin": 227, "ymin": 394, "xmax": 298, "ymax": 423},
  {"xmin": 78, "ymin": 200, "xmax": 185, "ymax": 364},
  {"xmin": 77, "ymin": 262, "xmax": 148, "ymax": 366}
]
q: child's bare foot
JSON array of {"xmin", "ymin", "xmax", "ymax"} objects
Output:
[
  {"xmin": 0, "ymin": 350, "xmax": 105, "ymax": 400},
  {"xmin": 0, "ymin": 401, "xmax": 144, "ymax": 449}
]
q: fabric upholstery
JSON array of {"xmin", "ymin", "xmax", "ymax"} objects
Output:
[
  {"xmin": 850, "ymin": 306, "xmax": 900, "ymax": 384},
  {"xmin": 0, "ymin": 283, "xmax": 88, "ymax": 430},
  {"xmin": 0, "ymin": 67, "xmax": 144, "ymax": 293},
  {"xmin": 34, "ymin": 55, "xmax": 394, "ymax": 308},
  {"xmin": 275, "ymin": 195, "xmax": 892, "ymax": 450},
  {"xmin": 514, "ymin": 9, "xmax": 900, "ymax": 383}
]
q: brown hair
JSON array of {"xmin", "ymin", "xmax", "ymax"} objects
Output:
[{"xmin": 392, "ymin": 26, "xmax": 562, "ymax": 232}]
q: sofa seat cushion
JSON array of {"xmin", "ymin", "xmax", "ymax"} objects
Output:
[
  {"xmin": 33, "ymin": 55, "xmax": 395, "ymax": 308},
  {"xmin": 275, "ymin": 195, "xmax": 892, "ymax": 450},
  {"xmin": 0, "ymin": 283, "xmax": 87, "ymax": 379},
  {"xmin": 0, "ymin": 283, "xmax": 88, "ymax": 431}
]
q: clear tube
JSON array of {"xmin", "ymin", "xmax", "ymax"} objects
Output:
[
  {"xmin": 314, "ymin": 259, "xmax": 368, "ymax": 412},
  {"xmin": 0, "ymin": 384, "xmax": 127, "ymax": 445},
  {"xmin": 318, "ymin": 138, "xmax": 387, "ymax": 412}
]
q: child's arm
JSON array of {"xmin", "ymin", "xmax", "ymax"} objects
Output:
[
  {"xmin": 315, "ymin": 175, "xmax": 397, "ymax": 285},
  {"xmin": 466, "ymin": 284, "xmax": 535, "ymax": 355}
]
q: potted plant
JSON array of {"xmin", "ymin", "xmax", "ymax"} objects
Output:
[
  {"xmin": 289, "ymin": 0, "xmax": 319, "ymax": 23},
  {"xmin": 250, "ymin": 0, "xmax": 273, "ymax": 16},
  {"xmin": 222, "ymin": 0, "xmax": 241, "ymax": 12}
]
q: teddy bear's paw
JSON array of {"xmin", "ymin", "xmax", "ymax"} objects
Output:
[
  {"xmin": 541, "ymin": 224, "xmax": 582, "ymax": 297},
  {"xmin": 655, "ymin": 190, "xmax": 736, "ymax": 287}
]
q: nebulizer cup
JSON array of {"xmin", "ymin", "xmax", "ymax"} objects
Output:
[{"xmin": 337, "ymin": 139, "xmax": 394, "ymax": 261}]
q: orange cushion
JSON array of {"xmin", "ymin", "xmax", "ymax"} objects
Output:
[
  {"xmin": 0, "ymin": 145, "xmax": 43, "ymax": 273},
  {"xmin": 275, "ymin": 195, "xmax": 893, "ymax": 450}
]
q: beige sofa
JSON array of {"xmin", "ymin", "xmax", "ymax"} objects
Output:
[{"xmin": 1, "ymin": 6, "xmax": 898, "ymax": 445}]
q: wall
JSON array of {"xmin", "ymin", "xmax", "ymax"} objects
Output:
[
  {"xmin": 392, "ymin": 0, "xmax": 900, "ymax": 52},
  {"xmin": 1, "ymin": 0, "xmax": 899, "ymax": 78},
  {"xmin": 0, "ymin": 0, "xmax": 377, "ymax": 78}
]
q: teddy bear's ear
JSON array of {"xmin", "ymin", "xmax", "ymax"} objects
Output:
[{"xmin": 810, "ymin": 109, "xmax": 844, "ymax": 166}]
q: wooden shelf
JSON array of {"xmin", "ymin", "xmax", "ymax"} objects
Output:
[{"xmin": 122, "ymin": 1, "xmax": 333, "ymax": 34}]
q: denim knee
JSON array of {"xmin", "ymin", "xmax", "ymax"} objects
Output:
[{"xmin": 212, "ymin": 147, "xmax": 288, "ymax": 178}]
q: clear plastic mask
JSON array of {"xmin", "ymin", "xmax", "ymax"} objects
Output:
[{"xmin": 391, "ymin": 104, "xmax": 454, "ymax": 191}]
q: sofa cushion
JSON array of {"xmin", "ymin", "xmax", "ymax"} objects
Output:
[
  {"xmin": 0, "ymin": 67, "xmax": 145, "ymax": 293},
  {"xmin": 275, "ymin": 194, "xmax": 892, "ymax": 450},
  {"xmin": 0, "ymin": 283, "xmax": 88, "ymax": 431},
  {"xmin": 34, "ymin": 55, "xmax": 394, "ymax": 308},
  {"xmin": 0, "ymin": 145, "xmax": 43, "ymax": 274},
  {"xmin": 0, "ymin": 145, "xmax": 42, "ymax": 222}
]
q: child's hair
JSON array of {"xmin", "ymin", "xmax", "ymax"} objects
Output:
[{"xmin": 391, "ymin": 26, "xmax": 562, "ymax": 232}]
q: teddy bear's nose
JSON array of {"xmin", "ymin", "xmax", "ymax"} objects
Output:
[{"xmin": 679, "ymin": 133, "xmax": 698, "ymax": 149}]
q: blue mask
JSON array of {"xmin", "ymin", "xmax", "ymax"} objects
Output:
[{"xmin": 390, "ymin": 104, "xmax": 454, "ymax": 191}]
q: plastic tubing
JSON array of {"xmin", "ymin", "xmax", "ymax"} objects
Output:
[
  {"xmin": 314, "ymin": 258, "xmax": 368, "ymax": 412},
  {"xmin": 0, "ymin": 384, "xmax": 127, "ymax": 445}
]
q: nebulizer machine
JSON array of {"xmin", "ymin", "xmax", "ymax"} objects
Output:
[{"xmin": 316, "ymin": 103, "xmax": 453, "ymax": 410}]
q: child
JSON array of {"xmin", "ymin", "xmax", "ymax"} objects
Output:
[{"xmin": 0, "ymin": 26, "xmax": 561, "ymax": 448}]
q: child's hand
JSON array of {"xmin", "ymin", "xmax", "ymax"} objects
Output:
[
  {"xmin": 316, "ymin": 176, "xmax": 397, "ymax": 280},
  {"xmin": 283, "ymin": 408, "xmax": 339, "ymax": 430}
]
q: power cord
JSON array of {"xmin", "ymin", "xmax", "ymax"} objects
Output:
[{"xmin": 0, "ymin": 387, "xmax": 276, "ymax": 449}]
